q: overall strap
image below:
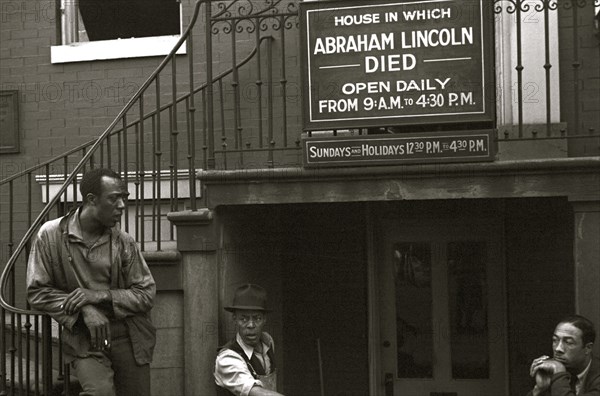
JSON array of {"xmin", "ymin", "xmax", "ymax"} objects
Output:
[
  {"xmin": 226, "ymin": 340, "xmax": 259, "ymax": 379},
  {"xmin": 230, "ymin": 339, "xmax": 276, "ymax": 374},
  {"xmin": 266, "ymin": 346, "xmax": 276, "ymax": 370}
]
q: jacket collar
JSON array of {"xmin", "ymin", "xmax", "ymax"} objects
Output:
[
  {"xmin": 585, "ymin": 356, "xmax": 600, "ymax": 388},
  {"xmin": 62, "ymin": 207, "xmax": 111, "ymax": 245}
]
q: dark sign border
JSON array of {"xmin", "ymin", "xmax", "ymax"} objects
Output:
[
  {"xmin": 300, "ymin": 0, "xmax": 495, "ymax": 131},
  {"xmin": 303, "ymin": 130, "xmax": 496, "ymax": 167}
]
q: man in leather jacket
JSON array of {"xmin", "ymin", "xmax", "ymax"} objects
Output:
[{"xmin": 27, "ymin": 168, "xmax": 156, "ymax": 396}]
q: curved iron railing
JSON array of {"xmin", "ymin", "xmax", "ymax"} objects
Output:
[
  {"xmin": 0, "ymin": 0, "xmax": 301, "ymax": 393},
  {"xmin": 0, "ymin": 2, "xmax": 206, "ymax": 392}
]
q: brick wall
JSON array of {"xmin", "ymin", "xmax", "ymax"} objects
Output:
[{"xmin": 0, "ymin": 6, "xmax": 165, "ymax": 164}]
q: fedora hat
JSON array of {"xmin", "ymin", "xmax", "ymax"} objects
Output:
[{"xmin": 225, "ymin": 284, "xmax": 272, "ymax": 312}]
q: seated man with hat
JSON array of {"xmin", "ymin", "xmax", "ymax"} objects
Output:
[{"xmin": 214, "ymin": 284, "xmax": 284, "ymax": 396}]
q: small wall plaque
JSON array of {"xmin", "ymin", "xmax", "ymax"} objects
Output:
[{"xmin": 0, "ymin": 90, "xmax": 20, "ymax": 154}]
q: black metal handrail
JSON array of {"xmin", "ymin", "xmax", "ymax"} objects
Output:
[
  {"xmin": 0, "ymin": 0, "xmax": 205, "ymax": 315},
  {"xmin": 0, "ymin": 1, "xmax": 293, "ymax": 393},
  {"xmin": 0, "ymin": 45, "xmax": 258, "ymax": 188},
  {"xmin": 0, "ymin": 3, "xmax": 204, "ymax": 394}
]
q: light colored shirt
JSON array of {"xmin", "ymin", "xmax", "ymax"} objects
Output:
[{"xmin": 214, "ymin": 332, "xmax": 275, "ymax": 396}]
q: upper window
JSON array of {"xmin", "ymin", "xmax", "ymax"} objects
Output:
[{"xmin": 51, "ymin": 0, "xmax": 184, "ymax": 63}]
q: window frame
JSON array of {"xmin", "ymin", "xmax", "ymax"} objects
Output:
[{"xmin": 51, "ymin": 0, "xmax": 186, "ymax": 64}]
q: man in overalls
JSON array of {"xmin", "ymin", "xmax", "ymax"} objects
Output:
[{"xmin": 214, "ymin": 284, "xmax": 284, "ymax": 396}]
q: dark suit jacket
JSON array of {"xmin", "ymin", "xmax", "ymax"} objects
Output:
[{"xmin": 526, "ymin": 356, "xmax": 600, "ymax": 396}]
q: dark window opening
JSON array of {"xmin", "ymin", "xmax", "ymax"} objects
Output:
[{"xmin": 78, "ymin": 0, "xmax": 180, "ymax": 41}]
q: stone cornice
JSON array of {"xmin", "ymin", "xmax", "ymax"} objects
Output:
[{"xmin": 197, "ymin": 157, "xmax": 600, "ymax": 184}]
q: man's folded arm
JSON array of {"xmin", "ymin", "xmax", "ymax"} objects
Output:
[{"xmin": 26, "ymin": 230, "xmax": 79, "ymax": 330}]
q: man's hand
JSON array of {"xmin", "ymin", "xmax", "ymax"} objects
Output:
[
  {"xmin": 530, "ymin": 355, "xmax": 566, "ymax": 377},
  {"xmin": 62, "ymin": 288, "xmax": 110, "ymax": 315},
  {"xmin": 80, "ymin": 305, "xmax": 111, "ymax": 350},
  {"xmin": 529, "ymin": 355, "xmax": 566, "ymax": 395},
  {"xmin": 530, "ymin": 355, "xmax": 551, "ymax": 377}
]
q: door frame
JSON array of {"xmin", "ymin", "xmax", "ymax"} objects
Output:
[{"xmin": 367, "ymin": 205, "xmax": 509, "ymax": 395}]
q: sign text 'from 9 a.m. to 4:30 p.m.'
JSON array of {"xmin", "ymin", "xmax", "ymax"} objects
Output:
[{"xmin": 300, "ymin": 0, "xmax": 494, "ymax": 130}]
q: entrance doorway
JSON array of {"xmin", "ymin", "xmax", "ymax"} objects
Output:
[{"xmin": 377, "ymin": 219, "xmax": 507, "ymax": 396}]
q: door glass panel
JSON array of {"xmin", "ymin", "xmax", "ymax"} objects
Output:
[
  {"xmin": 447, "ymin": 241, "xmax": 489, "ymax": 379},
  {"xmin": 393, "ymin": 242, "xmax": 433, "ymax": 378}
]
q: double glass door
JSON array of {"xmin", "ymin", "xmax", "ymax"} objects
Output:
[{"xmin": 378, "ymin": 220, "xmax": 507, "ymax": 396}]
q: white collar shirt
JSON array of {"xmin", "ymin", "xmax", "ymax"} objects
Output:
[
  {"xmin": 214, "ymin": 332, "xmax": 275, "ymax": 396},
  {"xmin": 235, "ymin": 333, "xmax": 272, "ymax": 374}
]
